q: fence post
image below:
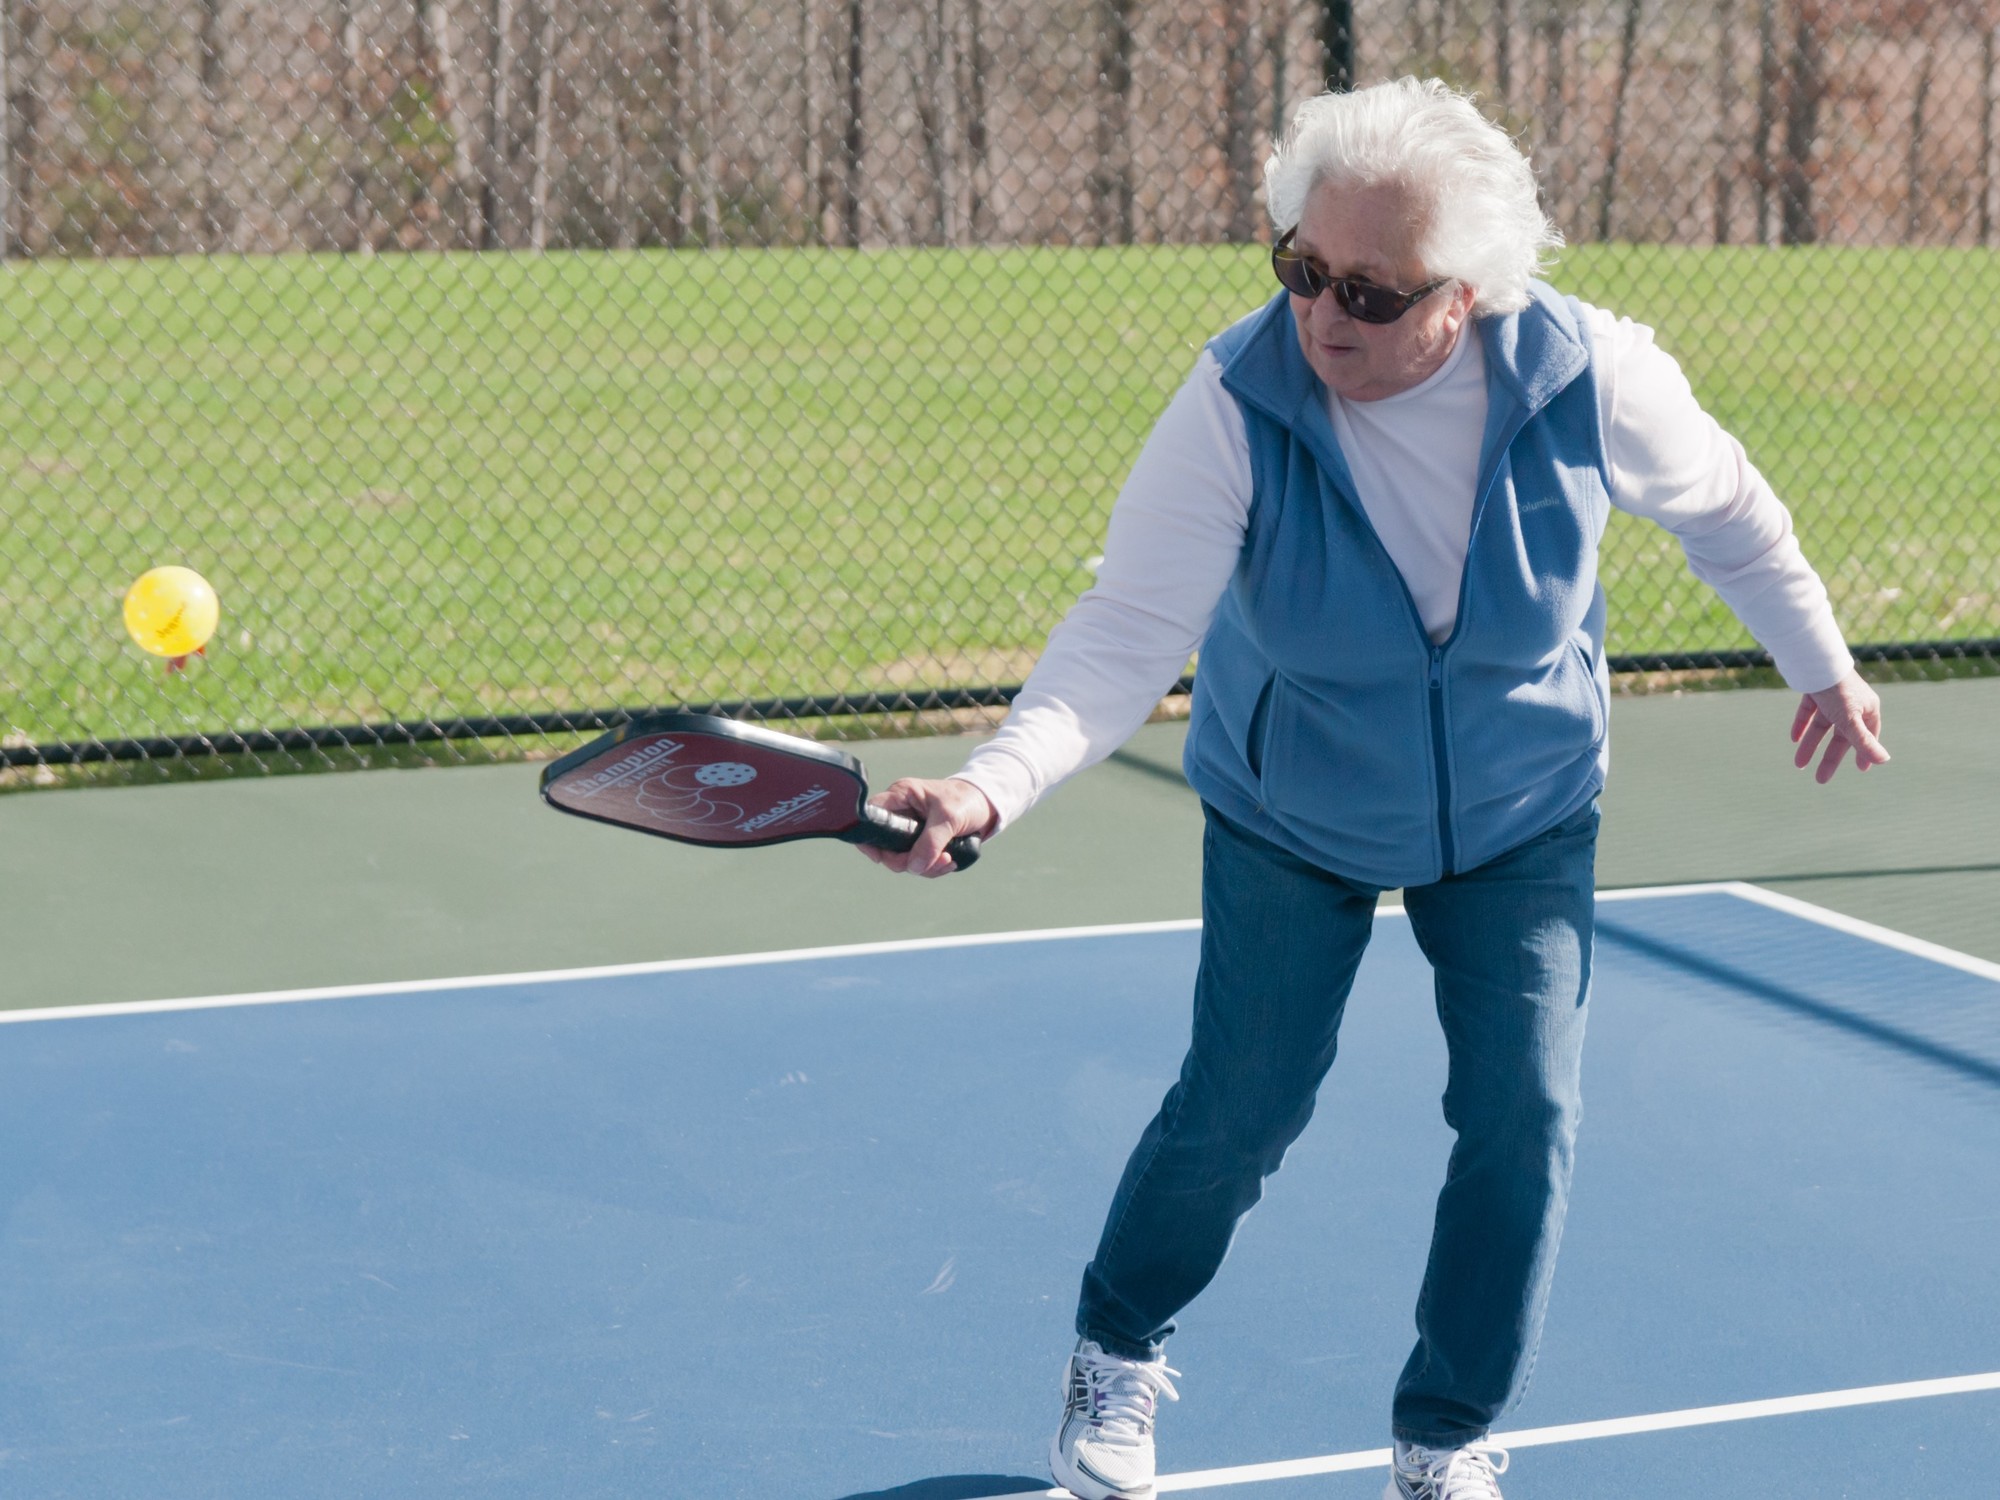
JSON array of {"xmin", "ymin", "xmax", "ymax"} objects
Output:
[{"xmin": 1320, "ymin": 0, "xmax": 1354, "ymax": 91}]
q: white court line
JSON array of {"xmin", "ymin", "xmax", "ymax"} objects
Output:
[
  {"xmin": 3, "ymin": 880, "xmax": 1989, "ymax": 1026},
  {"xmin": 0, "ymin": 918, "xmax": 1204, "ymax": 1025},
  {"xmin": 1714, "ymin": 880, "xmax": 2000, "ymax": 985},
  {"xmin": 966, "ymin": 1369, "xmax": 2000, "ymax": 1499}
]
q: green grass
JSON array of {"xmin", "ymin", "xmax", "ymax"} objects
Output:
[{"xmin": 2, "ymin": 244, "xmax": 1995, "ymax": 756}]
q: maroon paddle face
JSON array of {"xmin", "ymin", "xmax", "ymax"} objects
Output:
[
  {"xmin": 543, "ymin": 728, "xmax": 866, "ymax": 846},
  {"xmin": 540, "ymin": 711, "xmax": 981, "ymax": 868}
]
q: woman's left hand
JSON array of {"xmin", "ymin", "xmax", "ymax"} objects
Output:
[{"xmin": 1791, "ymin": 670, "xmax": 1890, "ymax": 783}]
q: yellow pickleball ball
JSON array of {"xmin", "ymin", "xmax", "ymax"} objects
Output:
[{"xmin": 122, "ymin": 566, "xmax": 220, "ymax": 658}]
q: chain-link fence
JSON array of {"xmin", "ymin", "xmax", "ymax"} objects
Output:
[{"xmin": 1, "ymin": 0, "xmax": 1996, "ymax": 777}]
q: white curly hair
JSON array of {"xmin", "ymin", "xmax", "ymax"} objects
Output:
[{"xmin": 1263, "ymin": 76, "xmax": 1563, "ymax": 317}]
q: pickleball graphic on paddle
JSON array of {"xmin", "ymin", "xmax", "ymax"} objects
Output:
[{"xmin": 632, "ymin": 760, "xmax": 759, "ymax": 826}]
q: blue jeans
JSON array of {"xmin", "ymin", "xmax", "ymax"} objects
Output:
[{"xmin": 1075, "ymin": 800, "xmax": 1597, "ymax": 1448}]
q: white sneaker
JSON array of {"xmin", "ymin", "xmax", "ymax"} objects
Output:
[
  {"xmin": 1383, "ymin": 1439, "xmax": 1510, "ymax": 1500},
  {"xmin": 1048, "ymin": 1338, "xmax": 1181, "ymax": 1500}
]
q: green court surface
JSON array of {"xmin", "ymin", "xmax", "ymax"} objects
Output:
[{"xmin": 1, "ymin": 676, "xmax": 1993, "ymax": 1013}]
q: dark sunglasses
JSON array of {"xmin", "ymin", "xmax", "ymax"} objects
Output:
[{"xmin": 1271, "ymin": 229, "xmax": 1448, "ymax": 324}]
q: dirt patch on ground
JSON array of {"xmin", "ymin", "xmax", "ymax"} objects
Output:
[{"xmin": 873, "ymin": 649, "xmax": 1042, "ymax": 689}]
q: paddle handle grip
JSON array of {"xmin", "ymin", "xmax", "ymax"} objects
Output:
[{"xmin": 850, "ymin": 803, "xmax": 982, "ymax": 870}]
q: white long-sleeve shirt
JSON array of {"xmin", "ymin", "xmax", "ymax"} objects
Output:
[{"xmin": 955, "ymin": 301, "xmax": 1854, "ymax": 832}]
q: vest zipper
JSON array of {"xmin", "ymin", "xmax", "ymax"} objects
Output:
[{"xmin": 1428, "ymin": 647, "xmax": 1455, "ymax": 876}]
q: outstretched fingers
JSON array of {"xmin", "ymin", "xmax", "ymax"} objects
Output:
[{"xmin": 1792, "ymin": 674, "xmax": 1890, "ymax": 784}]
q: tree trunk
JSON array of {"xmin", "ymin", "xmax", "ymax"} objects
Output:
[
  {"xmin": 1595, "ymin": 0, "xmax": 1643, "ymax": 240},
  {"xmin": 483, "ymin": 0, "xmax": 518, "ymax": 247},
  {"xmin": 798, "ymin": 0, "xmax": 819, "ymax": 241},
  {"xmin": 1221, "ymin": 0, "xmax": 1259, "ymax": 241},
  {"xmin": 1495, "ymin": 0, "xmax": 1513, "ymax": 103},
  {"xmin": 1779, "ymin": 0, "xmax": 1822, "ymax": 245},
  {"xmin": 3, "ymin": 0, "xmax": 38, "ymax": 257},
  {"xmin": 1267, "ymin": 0, "xmax": 1287, "ymax": 143},
  {"xmin": 338, "ymin": 0, "xmax": 371, "ymax": 253},
  {"xmin": 1320, "ymin": 0, "xmax": 1353, "ymax": 90},
  {"xmin": 962, "ymin": 0, "xmax": 990, "ymax": 239},
  {"xmin": 1904, "ymin": 15, "xmax": 1934, "ymax": 242},
  {"xmin": 1536, "ymin": 0, "xmax": 1568, "ymax": 215},
  {"xmin": 656, "ymin": 0, "xmax": 690, "ymax": 245},
  {"xmin": 1711, "ymin": 0, "xmax": 1737, "ymax": 243},
  {"xmin": 197, "ymin": 0, "xmax": 233, "ymax": 249},
  {"xmin": 1981, "ymin": 21, "xmax": 1996, "ymax": 247},
  {"xmin": 692, "ymin": 0, "xmax": 718, "ymax": 245},
  {"xmin": 599, "ymin": 8, "xmax": 633, "ymax": 250},
  {"xmin": 605, "ymin": 79, "xmax": 631, "ymax": 249},
  {"xmin": 841, "ymin": 0, "xmax": 862, "ymax": 245},
  {"xmin": 417, "ymin": 0, "xmax": 480, "ymax": 247},
  {"xmin": 912, "ymin": 0, "xmax": 957, "ymax": 244},
  {"xmin": 1753, "ymin": 0, "xmax": 1776, "ymax": 243},
  {"xmin": 1092, "ymin": 0, "xmax": 1134, "ymax": 244},
  {"xmin": 1, "ymin": 0, "xmax": 12, "ymax": 257},
  {"xmin": 526, "ymin": 2, "xmax": 557, "ymax": 251}
]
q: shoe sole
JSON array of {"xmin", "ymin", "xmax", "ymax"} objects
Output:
[{"xmin": 1048, "ymin": 1429, "xmax": 1152, "ymax": 1500}]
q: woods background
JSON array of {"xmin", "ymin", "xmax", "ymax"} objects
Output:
[{"xmin": 1, "ymin": 0, "xmax": 1995, "ymax": 258}]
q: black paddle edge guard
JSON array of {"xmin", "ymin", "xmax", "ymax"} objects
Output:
[{"xmin": 8, "ymin": 637, "xmax": 1996, "ymax": 770}]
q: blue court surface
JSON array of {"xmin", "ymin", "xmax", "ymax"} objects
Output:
[{"xmin": 2, "ymin": 884, "xmax": 1997, "ymax": 1500}]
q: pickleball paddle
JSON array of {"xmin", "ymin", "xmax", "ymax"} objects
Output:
[{"xmin": 540, "ymin": 712, "xmax": 981, "ymax": 869}]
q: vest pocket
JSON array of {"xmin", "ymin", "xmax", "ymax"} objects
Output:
[
  {"xmin": 1568, "ymin": 637, "xmax": 1605, "ymax": 744},
  {"xmin": 1244, "ymin": 674, "xmax": 1281, "ymax": 780}
]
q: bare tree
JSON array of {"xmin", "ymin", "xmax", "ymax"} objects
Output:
[
  {"xmin": 1753, "ymin": 0, "xmax": 1777, "ymax": 241},
  {"xmin": 1267, "ymin": 0, "xmax": 1289, "ymax": 142},
  {"xmin": 595, "ymin": 3, "xmax": 635, "ymax": 248},
  {"xmin": 1092, "ymin": 0, "xmax": 1136, "ymax": 244},
  {"xmin": 655, "ymin": 0, "xmax": 691, "ymax": 244},
  {"xmin": 1904, "ymin": 5, "xmax": 1935, "ymax": 240},
  {"xmin": 841, "ymin": 0, "xmax": 862, "ymax": 244},
  {"xmin": 961, "ymin": 0, "xmax": 990, "ymax": 239},
  {"xmin": 4, "ymin": 0, "xmax": 44, "ymax": 256},
  {"xmin": 797, "ymin": 0, "xmax": 821, "ymax": 240},
  {"xmin": 196, "ymin": 0, "xmax": 234, "ymax": 249},
  {"xmin": 1779, "ymin": 0, "xmax": 1825, "ymax": 245},
  {"xmin": 1981, "ymin": 5, "xmax": 1997, "ymax": 245},
  {"xmin": 1221, "ymin": 0, "xmax": 1260, "ymax": 241},
  {"xmin": 337, "ymin": 0, "xmax": 372, "ymax": 252},
  {"xmin": 1, "ymin": 0, "xmax": 12, "ymax": 256},
  {"xmin": 1595, "ymin": 0, "xmax": 1644, "ymax": 239},
  {"xmin": 1711, "ymin": 0, "xmax": 1738, "ymax": 243},
  {"xmin": 1535, "ymin": 0, "xmax": 1570, "ymax": 215},
  {"xmin": 525, "ymin": 1, "xmax": 558, "ymax": 249},
  {"xmin": 416, "ymin": 0, "xmax": 480, "ymax": 246},
  {"xmin": 483, "ymin": 0, "xmax": 519, "ymax": 246},
  {"xmin": 912, "ymin": 0, "xmax": 960, "ymax": 243},
  {"xmin": 692, "ymin": 0, "xmax": 719, "ymax": 244}
]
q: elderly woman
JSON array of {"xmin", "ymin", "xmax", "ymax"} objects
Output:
[{"xmin": 860, "ymin": 78, "xmax": 1888, "ymax": 1500}]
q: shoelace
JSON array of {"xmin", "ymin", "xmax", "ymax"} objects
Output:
[
  {"xmin": 1406, "ymin": 1441, "xmax": 1509, "ymax": 1500},
  {"xmin": 1076, "ymin": 1349, "xmax": 1181, "ymax": 1449}
]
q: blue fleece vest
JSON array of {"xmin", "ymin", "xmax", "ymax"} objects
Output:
[{"xmin": 1182, "ymin": 282, "xmax": 1611, "ymax": 888}]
